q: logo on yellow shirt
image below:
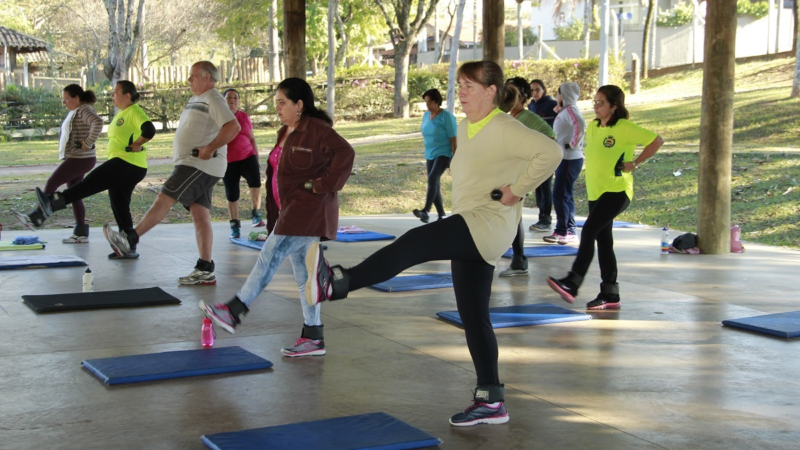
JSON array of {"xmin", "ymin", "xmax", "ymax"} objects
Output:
[
  {"xmin": 603, "ymin": 136, "xmax": 616, "ymax": 148},
  {"xmin": 117, "ymin": 118, "xmax": 125, "ymax": 126}
]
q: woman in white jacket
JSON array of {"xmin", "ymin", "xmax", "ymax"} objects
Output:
[{"xmin": 544, "ymin": 82, "xmax": 586, "ymax": 245}]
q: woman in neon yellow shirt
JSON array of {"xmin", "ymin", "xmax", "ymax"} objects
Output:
[
  {"xmin": 547, "ymin": 85, "xmax": 664, "ymax": 310},
  {"xmin": 21, "ymin": 81, "xmax": 155, "ymax": 259}
]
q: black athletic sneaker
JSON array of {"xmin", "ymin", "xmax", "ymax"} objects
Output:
[
  {"xmin": 108, "ymin": 251, "xmax": 139, "ymax": 259},
  {"xmin": 449, "ymin": 401, "xmax": 509, "ymax": 427},
  {"xmin": 413, "ymin": 209, "xmax": 429, "ymax": 223},
  {"xmin": 547, "ymin": 276, "xmax": 579, "ymax": 303}
]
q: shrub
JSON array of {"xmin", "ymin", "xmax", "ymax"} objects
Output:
[
  {"xmin": 554, "ymin": 16, "xmax": 600, "ymax": 41},
  {"xmin": 737, "ymin": 0, "xmax": 769, "ymax": 19},
  {"xmin": 0, "ymin": 84, "xmax": 64, "ymax": 137},
  {"xmin": 505, "ymin": 57, "xmax": 626, "ymax": 100},
  {"xmin": 504, "ymin": 25, "xmax": 538, "ymax": 47},
  {"xmin": 657, "ymin": 1, "xmax": 695, "ymax": 28}
]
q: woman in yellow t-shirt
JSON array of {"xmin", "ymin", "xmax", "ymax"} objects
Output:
[
  {"xmin": 547, "ymin": 85, "xmax": 664, "ymax": 310},
  {"xmin": 19, "ymin": 81, "xmax": 155, "ymax": 259}
]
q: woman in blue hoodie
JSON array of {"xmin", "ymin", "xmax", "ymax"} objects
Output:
[{"xmin": 544, "ymin": 82, "xmax": 586, "ymax": 245}]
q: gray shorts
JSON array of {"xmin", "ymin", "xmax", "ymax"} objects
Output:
[{"xmin": 161, "ymin": 165, "xmax": 220, "ymax": 210}]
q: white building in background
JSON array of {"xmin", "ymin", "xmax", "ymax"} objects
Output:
[{"xmin": 413, "ymin": 0, "xmax": 796, "ymax": 71}]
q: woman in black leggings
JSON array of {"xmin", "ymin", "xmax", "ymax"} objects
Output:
[
  {"xmin": 547, "ymin": 85, "xmax": 664, "ymax": 310},
  {"xmin": 305, "ymin": 61, "xmax": 562, "ymax": 427},
  {"xmin": 19, "ymin": 81, "xmax": 155, "ymax": 259}
]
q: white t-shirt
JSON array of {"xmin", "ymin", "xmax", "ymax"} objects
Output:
[{"xmin": 173, "ymin": 88, "xmax": 236, "ymax": 177}]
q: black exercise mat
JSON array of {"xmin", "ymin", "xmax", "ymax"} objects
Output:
[{"xmin": 22, "ymin": 287, "xmax": 181, "ymax": 313}]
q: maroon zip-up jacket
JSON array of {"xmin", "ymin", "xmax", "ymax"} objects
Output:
[{"xmin": 265, "ymin": 116, "xmax": 355, "ymax": 241}]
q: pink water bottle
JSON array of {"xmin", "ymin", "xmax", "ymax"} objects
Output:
[{"xmin": 201, "ymin": 318, "xmax": 215, "ymax": 348}]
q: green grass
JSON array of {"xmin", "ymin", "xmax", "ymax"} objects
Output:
[{"xmin": 1, "ymin": 58, "xmax": 798, "ymax": 249}]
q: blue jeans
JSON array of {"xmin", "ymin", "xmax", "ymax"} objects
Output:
[
  {"xmin": 553, "ymin": 158, "xmax": 583, "ymax": 235},
  {"xmin": 237, "ymin": 234, "xmax": 321, "ymax": 327}
]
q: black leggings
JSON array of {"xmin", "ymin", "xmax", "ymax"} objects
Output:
[
  {"xmin": 423, "ymin": 156, "xmax": 450, "ymax": 217},
  {"xmin": 571, "ymin": 191, "xmax": 630, "ymax": 285},
  {"xmin": 61, "ymin": 158, "xmax": 147, "ymax": 235},
  {"xmin": 223, "ymin": 154, "xmax": 262, "ymax": 202},
  {"xmin": 348, "ymin": 215, "xmax": 499, "ymax": 387}
]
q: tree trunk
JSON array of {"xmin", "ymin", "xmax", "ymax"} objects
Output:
[
  {"xmin": 792, "ymin": 25, "xmax": 800, "ymax": 97},
  {"xmin": 483, "ymin": 0, "xmax": 504, "ymax": 67},
  {"xmin": 697, "ymin": 0, "xmax": 737, "ymax": 254},
  {"xmin": 268, "ymin": 0, "xmax": 280, "ymax": 82},
  {"xmin": 446, "ymin": 0, "xmax": 467, "ymax": 114},
  {"xmin": 103, "ymin": 0, "xmax": 146, "ymax": 89},
  {"xmin": 328, "ymin": 0, "xmax": 336, "ymax": 120},
  {"xmin": 793, "ymin": 0, "xmax": 799, "ymax": 54},
  {"xmin": 393, "ymin": 40, "xmax": 412, "ymax": 118},
  {"xmin": 583, "ymin": 0, "xmax": 592, "ymax": 59},
  {"xmin": 335, "ymin": 2, "xmax": 351, "ymax": 67},
  {"xmin": 284, "ymin": 0, "xmax": 307, "ymax": 79},
  {"xmin": 642, "ymin": 0, "xmax": 654, "ymax": 79},
  {"xmin": 437, "ymin": 1, "xmax": 457, "ymax": 64}
]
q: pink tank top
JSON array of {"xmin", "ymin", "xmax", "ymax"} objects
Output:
[{"xmin": 269, "ymin": 145, "xmax": 283, "ymax": 210}]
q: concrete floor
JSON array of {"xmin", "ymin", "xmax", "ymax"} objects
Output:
[{"xmin": 1, "ymin": 211, "xmax": 798, "ymax": 450}]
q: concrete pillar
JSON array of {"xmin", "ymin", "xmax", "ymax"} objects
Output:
[{"xmin": 697, "ymin": 0, "xmax": 737, "ymax": 254}]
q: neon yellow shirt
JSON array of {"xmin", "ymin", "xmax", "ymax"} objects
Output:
[
  {"xmin": 584, "ymin": 118, "xmax": 657, "ymax": 201},
  {"xmin": 467, "ymin": 108, "xmax": 503, "ymax": 139},
  {"xmin": 107, "ymin": 104, "xmax": 150, "ymax": 169}
]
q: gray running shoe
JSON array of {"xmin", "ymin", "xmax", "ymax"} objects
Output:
[
  {"xmin": 103, "ymin": 223, "xmax": 131, "ymax": 257},
  {"xmin": 108, "ymin": 251, "xmax": 139, "ymax": 259},
  {"xmin": 62, "ymin": 234, "xmax": 89, "ymax": 244},
  {"xmin": 199, "ymin": 300, "xmax": 237, "ymax": 333},
  {"xmin": 178, "ymin": 268, "xmax": 217, "ymax": 285},
  {"xmin": 499, "ymin": 267, "xmax": 528, "ymax": 277},
  {"xmin": 281, "ymin": 337, "xmax": 326, "ymax": 357}
]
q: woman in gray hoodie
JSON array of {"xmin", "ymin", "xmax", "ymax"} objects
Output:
[{"xmin": 544, "ymin": 82, "xmax": 586, "ymax": 245}]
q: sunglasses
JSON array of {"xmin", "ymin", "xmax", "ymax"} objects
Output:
[{"xmin": 593, "ymin": 100, "xmax": 608, "ymax": 107}]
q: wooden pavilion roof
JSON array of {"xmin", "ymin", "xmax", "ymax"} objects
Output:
[{"xmin": 0, "ymin": 26, "xmax": 48, "ymax": 53}]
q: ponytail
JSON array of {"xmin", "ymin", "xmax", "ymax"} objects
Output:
[{"xmin": 63, "ymin": 84, "xmax": 97, "ymax": 105}]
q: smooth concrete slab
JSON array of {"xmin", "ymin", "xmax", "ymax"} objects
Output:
[{"xmin": 1, "ymin": 210, "xmax": 798, "ymax": 449}]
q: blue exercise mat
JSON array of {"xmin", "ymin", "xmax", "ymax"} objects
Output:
[
  {"xmin": 371, "ymin": 273, "xmax": 452, "ymax": 292},
  {"xmin": 336, "ymin": 230, "xmax": 395, "ymax": 242},
  {"xmin": 575, "ymin": 219, "xmax": 645, "ymax": 228},
  {"xmin": 501, "ymin": 246, "xmax": 578, "ymax": 258},
  {"xmin": 0, "ymin": 255, "xmax": 87, "ymax": 270},
  {"xmin": 722, "ymin": 310, "xmax": 800, "ymax": 338},
  {"xmin": 81, "ymin": 346, "xmax": 273, "ymax": 385},
  {"xmin": 230, "ymin": 236, "xmax": 264, "ymax": 250},
  {"xmin": 437, "ymin": 303, "xmax": 592, "ymax": 329},
  {"xmin": 201, "ymin": 412, "xmax": 441, "ymax": 450}
]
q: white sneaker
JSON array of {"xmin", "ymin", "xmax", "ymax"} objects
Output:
[{"xmin": 62, "ymin": 234, "xmax": 89, "ymax": 244}]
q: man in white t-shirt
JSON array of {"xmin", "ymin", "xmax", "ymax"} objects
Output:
[{"xmin": 104, "ymin": 61, "xmax": 240, "ymax": 285}]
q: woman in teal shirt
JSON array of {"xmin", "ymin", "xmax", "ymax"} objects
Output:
[{"xmin": 413, "ymin": 89, "xmax": 457, "ymax": 223}]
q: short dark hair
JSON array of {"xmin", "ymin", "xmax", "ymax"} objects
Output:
[
  {"xmin": 63, "ymin": 84, "xmax": 97, "ymax": 105},
  {"xmin": 595, "ymin": 85, "xmax": 629, "ymax": 127},
  {"xmin": 422, "ymin": 88, "xmax": 443, "ymax": 106},
  {"xmin": 222, "ymin": 88, "xmax": 240, "ymax": 97},
  {"xmin": 116, "ymin": 80, "xmax": 140, "ymax": 103}
]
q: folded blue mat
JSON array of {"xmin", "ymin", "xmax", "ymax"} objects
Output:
[
  {"xmin": 437, "ymin": 303, "xmax": 591, "ymax": 329},
  {"xmin": 336, "ymin": 230, "xmax": 395, "ymax": 242},
  {"xmin": 230, "ymin": 236, "xmax": 264, "ymax": 250},
  {"xmin": 575, "ymin": 220, "xmax": 645, "ymax": 228},
  {"xmin": 82, "ymin": 346, "xmax": 273, "ymax": 385},
  {"xmin": 371, "ymin": 273, "xmax": 452, "ymax": 292},
  {"xmin": 201, "ymin": 412, "xmax": 441, "ymax": 450},
  {"xmin": 501, "ymin": 246, "xmax": 578, "ymax": 258},
  {"xmin": 722, "ymin": 310, "xmax": 800, "ymax": 338},
  {"xmin": 0, "ymin": 255, "xmax": 87, "ymax": 270}
]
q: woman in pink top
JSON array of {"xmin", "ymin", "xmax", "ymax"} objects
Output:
[{"xmin": 222, "ymin": 88, "xmax": 263, "ymax": 238}]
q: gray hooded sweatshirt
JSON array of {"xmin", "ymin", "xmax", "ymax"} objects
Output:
[{"xmin": 553, "ymin": 82, "xmax": 585, "ymax": 161}]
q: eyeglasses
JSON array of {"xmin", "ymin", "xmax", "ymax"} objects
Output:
[{"xmin": 593, "ymin": 100, "xmax": 608, "ymax": 107}]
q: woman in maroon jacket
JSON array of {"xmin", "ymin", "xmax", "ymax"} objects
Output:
[{"xmin": 201, "ymin": 78, "xmax": 355, "ymax": 357}]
